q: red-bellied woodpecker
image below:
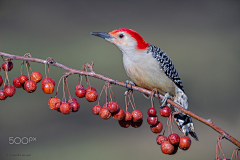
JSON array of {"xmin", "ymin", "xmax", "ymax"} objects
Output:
[{"xmin": 91, "ymin": 28, "xmax": 198, "ymax": 140}]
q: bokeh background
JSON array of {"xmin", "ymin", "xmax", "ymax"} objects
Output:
[{"xmin": 0, "ymin": 0, "xmax": 240, "ymax": 160}]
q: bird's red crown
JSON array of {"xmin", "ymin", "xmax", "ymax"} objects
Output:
[{"xmin": 110, "ymin": 28, "xmax": 150, "ymax": 50}]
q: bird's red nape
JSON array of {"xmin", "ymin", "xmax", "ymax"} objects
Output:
[{"xmin": 110, "ymin": 28, "xmax": 150, "ymax": 50}]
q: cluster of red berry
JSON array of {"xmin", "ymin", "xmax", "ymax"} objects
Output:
[
  {"xmin": 48, "ymin": 97, "xmax": 80, "ymax": 114},
  {"xmin": 47, "ymin": 75, "xmax": 98, "ymax": 115},
  {"xmin": 93, "ymin": 102, "xmax": 143, "ymax": 128},
  {"xmin": 0, "ymin": 60, "xmax": 48, "ymax": 100},
  {"xmin": 75, "ymin": 85, "xmax": 98, "ymax": 102},
  {"xmin": 151, "ymin": 106, "xmax": 192, "ymax": 155},
  {"xmin": 91, "ymin": 83, "xmax": 144, "ymax": 128}
]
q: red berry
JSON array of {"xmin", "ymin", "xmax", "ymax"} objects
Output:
[
  {"xmin": 147, "ymin": 115, "xmax": 158, "ymax": 125},
  {"xmin": 156, "ymin": 135, "xmax": 168, "ymax": 145},
  {"xmin": 13, "ymin": 77, "xmax": 22, "ymax": 88},
  {"xmin": 30, "ymin": 71, "xmax": 42, "ymax": 83},
  {"xmin": 99, "ymin": 108, "xmax": 111, "ymax": 120},
  {"xmin": 2, "ymin": 61, "xmax": 13, "ymax": 71},
  {"xmin": 42, "ymin": 82, "xmax": 54, "ymax": 94},
  {"xmin": 160, "ymin": 106, "xmax": 171, "ymax": 117},
  {"xmin": 75, "ymin": 88, "xmax": 86, "ymax": 98},
  {"xmin": 60, "ymin": 102, "xmax": 72, "ymax": 114},
  {"xmin": 42, "ymin": 77, "xmax": 55, "ymax": 86},
  {"xmin": 0, "ymin": 90, "xmax": 7, "ymax": 100},
  {"xmin": 131, "ymin": 119, "xmax": 143, "ymax": 128},
  {"xmin": 92, "ymin": 105, "xmax": 102, "ymax": 115},
  {"xmin": 124, "ymin": 112, "xmax": 133, "ymax": 121},
  {"xmin": 19, "ymin": 75, "xmax": 28, "ymax": 84},
  {"xmin": 0, "ymin": 75, "xmax": 3, "ymax": 87},
  {"xmin": 48, "ymin": 97, "xmax": 61, "ymax": 110},
  {"xmin": 132, "ymin": 110, "xmax": 143, "ymax": 122},
  {"xmin": 85, "ymin": 87, "xmax": 97, "ymax": 92},
  {"xmin": 118, "ymin": 120, "xmax": 132, "ymax": 128},
  {"xmin": 85, "ymin": 90, "xmax": 98, "ymax": 102},
  {"xmin": 147, "ymin": 108, "xmax": 157, "ymax": 116},
  {"xmin": 107, "ymin": 101, "xmax": 119, "ymax": 113},
  {"xmin": 150, "ymin": 121, "xmax": 163, "ymax": 134},
  {"xmin": 24, "ymin": 80, "xmax": 37, "ymax": 93},
  {"xmin": 75, "ymin": 84, "xmax": 84, "ymax": 90},
  {"xmin": 68, "ymin": 98, "xmax": 77, "ymax": 103},
  {"xmin": 168, "ymin": 134, "xmax": 180, "ymax": 146},
  {"xmin": 161, "ymin": 141, "xmax": 175, "ymax": 155},
  {"xmin": 179, "ymin": 136, "xmax": 191, "ymax": 150},
  {"xmin": 70, "ymin": 101, "xmax": 80, "ymax": 112},
  {"xmin": 112, "ymin": 108, "xmax": 125, "ymax": 120},
  {"xmin": 4, "ymin": 85, "xmax": 15, "ymax": 97}
]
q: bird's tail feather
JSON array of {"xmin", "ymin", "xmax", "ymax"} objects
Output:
[{"xmin": 174, "ymin": 114, "xmax": 198, "ymax": 141}]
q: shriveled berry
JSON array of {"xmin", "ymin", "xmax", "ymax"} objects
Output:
[
  {"xmin": 0, "ymin": 75, "xmax": 3, "ymax": 87},
  {"xmin": 60, "ymin": 102, "xmax": 72, "ymax": 114},
  {"xmin": 99, "ymin": 108, "xmax": 111, "ymax": 120},
  {"xmin": 13, "ymin": 77, "xmax": 22, "ymax": 88},
  {"xmin": 42, "ymin": 82, "xmax": 54, "ymax": 94},
  {"xmin": 107, "ymin": 101, "xmax": 119, "ymax": 113},
  {"xmin": 85, "ymin": 90, "xmax": 98, "ymax": 102},
  {"xmin": 112, "ymin": 108, "xmax": 125, "ymax": 120},
  {"xmin": 75, "ymin": 84, "xmax": 84, "ymax": 90},
  {"xmin": 4, "ymin": 85, "xmax": 15, "ymax": 97},
  {"xmin": 132, "ymin": 110, "xmax": 143, "ymax": 122},
  {"xmin": 70, "ymin": 101, "xmax": 80, "ymax": 112},
  {"xmin": 150, "ymin": 121, "xmax": 163, "ymax": 134},
  {"xmin": 42, "ymin": 77, "xmax": 55, "ymax": 86},
  {"xmin": 147, "ymin": 108, "xmax": 157, "ymax": 116},
  {"xmin": 2, "ymin": 61, "xmax": 13, "ymax": 71},
  {"xmin": 161, "ymin": 141, "xmax": 175, "ymax": 155},
  {"xmin": 160, "ymin": 106, "xmax": 171, "ymax": 117},
  {"xmin": 48, "ymin": 97, "xmax": 61, "ymax": 110},
  {"xmin": 131, "ymin": 119, "xmax": 143, "ymax": 128},
  {"xmin": 168, "ymin": 134, "xmax": 180, "ymax": 146},
  {"xmin": 19, "ymin": 75, "xmax": 28, "ymax": 84},
  {"xmin": 30, "ymin": 71, "xmax": 42, "ymax": 83},
  {"xmin": 92, "ymin": 105, "xmax": 102, "ymax": 115},
  {"xmin": 147, "ymin": 115, "xmax": 158, "ymax": 125},
  {"xmin": 124, "ymin": 112, "xmax": 133, "ymax": 121},
  {"xmin": 85, "ymin": 87, "xmax": 97, "ymax": 92},
  {"xmin": 156, "ymin": 135, "xmax": 168, "ymax": 145},
  {"xmin": 24, "ymin": 80, "xmax": 37, "ymax": 93},
  {"xmin": 75, "ymin": 88, "xmax": 86, "ymax": 98},
  {"xmin": 68, "ymin": 98, "xmax": 77, "ymax": 103},
  {"xmin": 179, "ymin": 136, "xmax": 191, "ymax": 150},
  {"xmin": 0, "ymin": 90, "xmax": 7, "ymax": 100},
  {"xmin": 119, "ymin": 120, "xmax": 132, "ymax": 128}
]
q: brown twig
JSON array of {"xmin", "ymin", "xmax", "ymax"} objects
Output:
[{"xmin": 0, "ymin": 51, "xmax": 239, "ymax": 148}]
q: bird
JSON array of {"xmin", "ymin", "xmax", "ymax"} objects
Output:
[{"xmin": 91, "ymin": 28, "xmax": 198, "ymax": 140}]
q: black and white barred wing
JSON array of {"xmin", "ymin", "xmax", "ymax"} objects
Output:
[{"xmin": 148, "ymin": 45, "xmax": 185, "ymax": 92}]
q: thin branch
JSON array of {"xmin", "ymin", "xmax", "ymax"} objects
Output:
[{"xmin": 0, "ymin": 51, "xmax": 239, "ymax": 148}]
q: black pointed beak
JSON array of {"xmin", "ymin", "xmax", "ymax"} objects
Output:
[{"xmin": 91, "ymin": 32, "xmax": 114, "ymax": 40}]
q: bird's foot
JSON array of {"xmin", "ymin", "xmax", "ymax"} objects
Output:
[
  {"xmin": 124, "ymin": 80, "xmax": 135, "ymax": 96},
  {"xmin": 159, "ymin": 93, "xmax": 170, "ymax": 108}
]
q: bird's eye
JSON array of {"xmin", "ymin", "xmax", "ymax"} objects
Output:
[{"xmin": 119, "ymin": 34, "xmax": 124, "ymax": 38}]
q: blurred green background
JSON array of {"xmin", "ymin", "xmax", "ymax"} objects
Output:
[{"xmin": 0, "ymin": 0, "xmax": 240, "ymax": 160}]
